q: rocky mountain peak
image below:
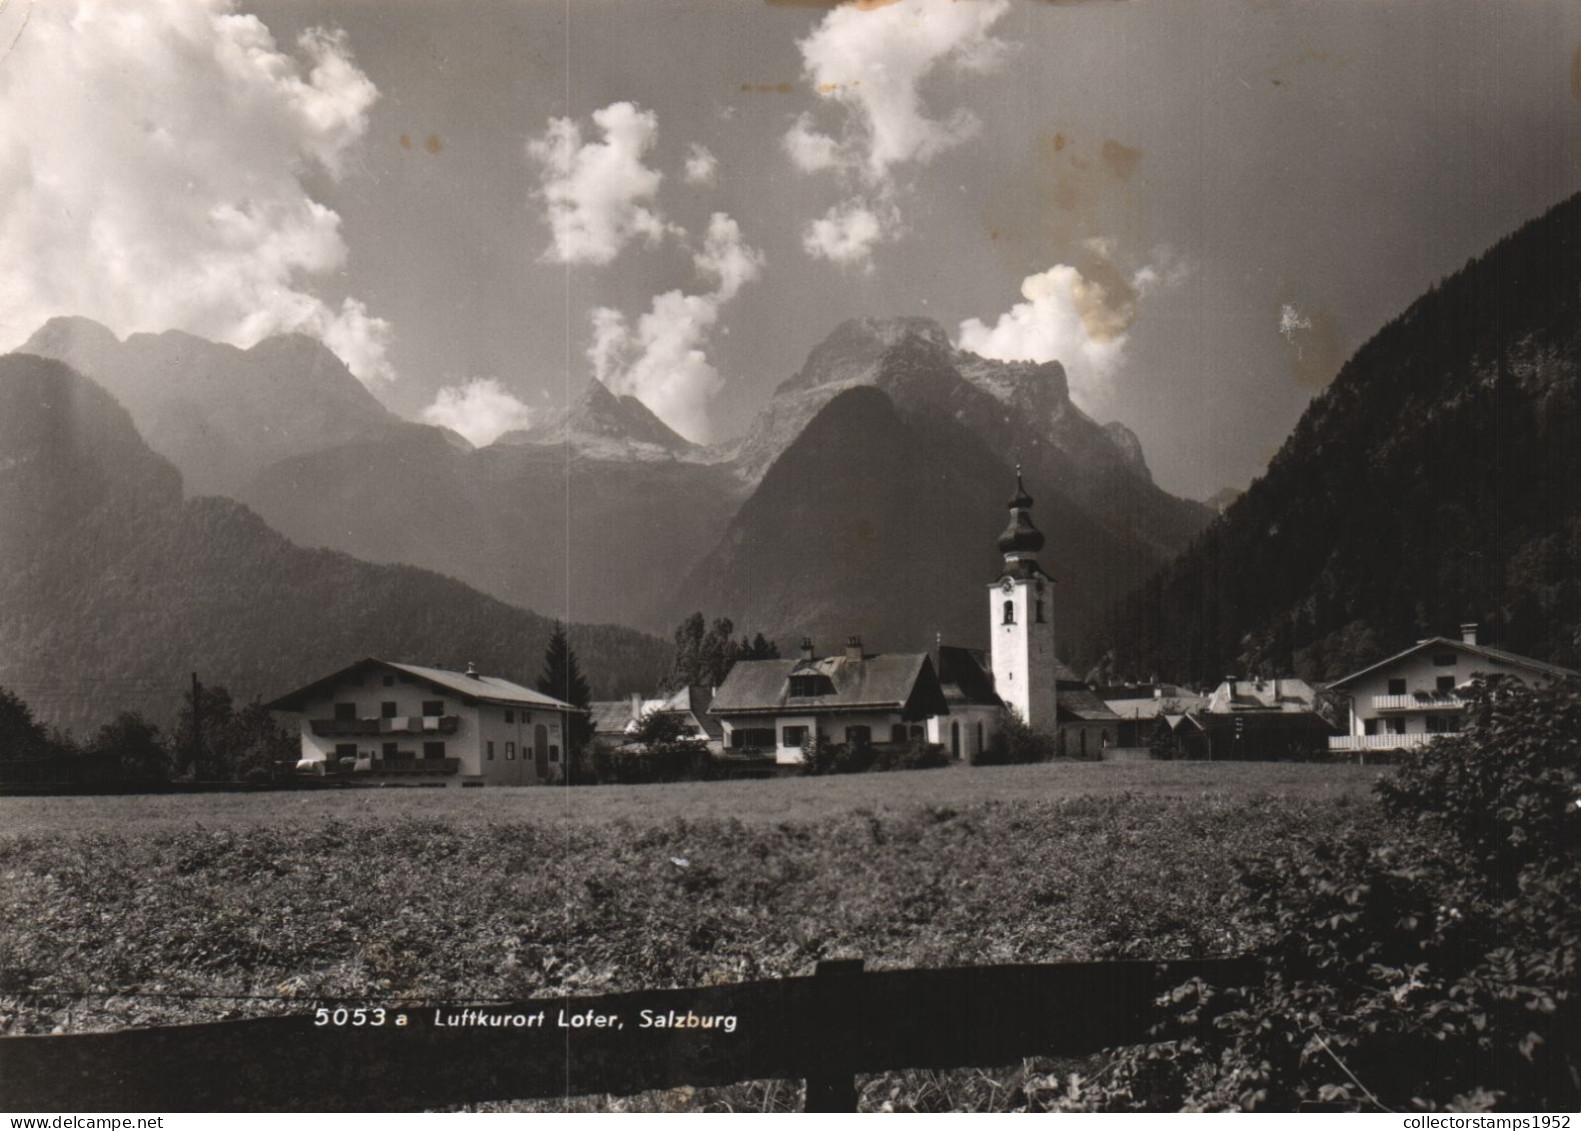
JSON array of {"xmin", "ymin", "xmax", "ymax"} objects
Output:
[{"xmin": 497, "ymin": 377, "xmax": 695, "ymax": 459}]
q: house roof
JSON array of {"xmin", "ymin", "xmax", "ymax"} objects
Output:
[
  {"xmin": 1102, "ymin": 694, "xmax": 1208, "ymax": 720},
  {"xmin": 935, "ymin": 646, "xmax": 1001, "ymax": 708},
  {"xmin": 710, "ymin": 652, "xmax": 947, "ymax": 719},
  {"xmin": 591, "ymin": 685, "xmax": 725, "ymax": 742},
  {"xmin": 1204, "ymin": 678, "xmax": 1318, "ymax": 714},
  {"xmin": 1327, "ymin": 636, "xmax": 1579, "ymax": 689},
  {"xmin": 1057, "ymin": 687, "xmax": 1121, "ymax": 722},
  {"xmin": 266, "ymin": 658, "xmax": 582, "ymax": 714}
]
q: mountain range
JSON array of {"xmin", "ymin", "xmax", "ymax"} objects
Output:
[
  {"xmin": 0, "ymin": 354, "xmax": 669, "ymax": 735},
  {"xmin": 21, "ymin": 313, "xmax": 1210, "ymax": 653},
  {"xmin": 1099, "ymin": 190, "xmax": 1581, "ymax": 683}
]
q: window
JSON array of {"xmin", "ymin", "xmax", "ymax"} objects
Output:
[
  {"xmin": 550, "ymin": 746, "xmax": 560, "ymax": 763},
  {"xmin": 506, "ymin": 741, "xmax": 516, "ymax": 761},
  {"xmin": 334, "ymin": 702, "xmax": 356, "ymax": 721},
  {"xmin": 909, "ymin": 725, "xmax": 923, "ymax": 741},
  {"xmin": 382, "ymin": 675, "xmax": 395, "ymax": 687},
  {"xmin": 1003, "ymin": 600, "xmax": 1015, "ymax": 625},
  {"xmin": 1426, "ymin": 715, "xmax": 1459, "ymax": 733},
  {"xmin": 421, "ymin": 700, "xmax": 444, "ymax": 717},
  {"xmin": 381, "ymin": 701, "xmax": 398, "ymax": 718},
  {"xmin": 1387, "ymin": 718, "xmax": 1406, "ymax": 735},
  {"xmin": 1436, "ymin": 676, "xmax": 1456, "ymax": 693},
  {"xmin": 976, "ymin": 722, "xmax": 984, "ymax": 755},
  {"xmin": 782, "ymin": 725, "xmax": 809, "ymax": 748},
  {"xmin": 1035, "ymin": 600, "xmax": 1045, "ymax": 624},
  {"xmin": 845, "ymin": 726, "xmax": 871, "ymax": 746},
  {"xmin": 1364, "ymin": 719, "xmax": 1378, "ymax": 735},
  {"xmin": 789, "ymin": 675, "xmax": 830, "ymax": 697},
  {"xmin": 382, "ymin": 742, "xmax": 397, "ymax": 758},
  {"xmin": 486, "ymin": 741, "xmax": 494, "ymax": 761},
  {"xmin": 731, "ymin": 728, "xmax": 775, "ymax": 748},
  {"xmin": 891, "ymin": 724, "xmax": 907, "ymax": 744},
  {"xmin": 1387, "ymin": 678, "xmax": 1407, "ymax": 695},
  {"xmin": 422, "ymin": 741, "xmax": 446, "ymax": 759},
  {"xmin": 950, "ymin": 722, "xmax": 960, "ymax": 758},
  {"xmin": 505, "ymin": 710, "xmax": 514, "ymax": 723},
  {"xmin": 334, "ymin": 743, "xmax": 357, "ymax": 760},
  {"xmin": 1433, "ymin": 652, "xmax": 1458, "ymax": 667}
]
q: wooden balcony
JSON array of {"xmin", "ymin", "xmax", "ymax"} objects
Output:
[
  {"xmin": 1371, "ymin": 693, "xmax": 1465, "ymax": 712},
  {"xmin": 310, "ymin": 715, "xmax": 460, "ymax": 738},
  {"xmin": 1330, "ymin": 733, "xmax": 1434, "ymax": 751}
]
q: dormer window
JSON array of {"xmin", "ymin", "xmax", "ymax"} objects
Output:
[{"xmin": 789, "ymin": 675, "xmax": 831, "ymax": 698}]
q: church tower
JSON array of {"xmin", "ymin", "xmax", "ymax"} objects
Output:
[{"xmin": 988, "ymin": 468, "xmax": 1058, "ymax": 732}]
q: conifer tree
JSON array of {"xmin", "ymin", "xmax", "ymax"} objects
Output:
[{"xmin": 538, "ymin": 623, "xmax": 593, "ymax": 754}]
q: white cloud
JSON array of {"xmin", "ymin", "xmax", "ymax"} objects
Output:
[
  {"xmin": 693, "ymin": 212, "xmax": 766, "ymax": 303},
  {"xmin": 0, "ymin": 0, "xmax": 393, "ymax": 383},
  {"xmin": 527, "ymin": 101, "xmax": 674, "ymax": 266},
  {"xmin": 958, "ymin": 245, "xmax": 1162, "ymax": 413},
  {"xmin": 785, "ymin": 0, "xmax": 1011, "ymax": 270},
  {"xmin": 420, "ymin": 378, "xmax": 533, "ymax": 446},
  {"xmin": 588, "ymin": 212, "xmax": 764, "ymax": 443},
  {"xmin": 802, "ymin": 200, "xmax": 888, "ymax": 273},
  {"xmin": 683, "ymin": 143, "xmax": 719, "ymax": 186}
]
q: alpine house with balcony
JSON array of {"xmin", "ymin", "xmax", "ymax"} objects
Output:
[
  {"xmin": 1326, "ymin": 624, "xmax": 1577, "ymax": 755},
  {"xmin": 266, "ymin": 658, "xmax": 584, "ymax": 787}
]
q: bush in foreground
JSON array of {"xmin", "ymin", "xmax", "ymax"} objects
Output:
[{"xmin": 1038, "ymin": 677, "xmax": 1579, "ymax": 1112}]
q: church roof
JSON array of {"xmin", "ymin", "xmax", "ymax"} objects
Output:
[{"xmin": 997, "ymin": 468, "xmax": 1046, "ymax": 555}]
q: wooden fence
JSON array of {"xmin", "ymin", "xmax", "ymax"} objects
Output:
[{"xmin": 0, "ymin": 956, "xmax": 1259, "ymax": 1112}]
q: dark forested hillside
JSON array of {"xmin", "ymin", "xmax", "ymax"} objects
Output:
[
  {"xmin": 1100, "ymin": 192, "xmax": 1581, "ymax": 684},
  {"xmin": 670, "ymin": 384, "xmax": 1161, "ymax": 658},
  {"xmin": 0, "ymin": 355, "xmax": 669, "ymax": 734}
]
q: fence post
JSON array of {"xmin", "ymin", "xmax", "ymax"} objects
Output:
[{"xmin": 804, "ymin": 958, "xmax": 864, "ymax": 1112}]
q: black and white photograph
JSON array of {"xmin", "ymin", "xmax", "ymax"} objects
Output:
[{"xmin": 1, "ymin": 0, "xmax": 1578, "ymax": 1115}]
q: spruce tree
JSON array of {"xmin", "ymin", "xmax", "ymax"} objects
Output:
[{"xmin": 538, "ymin": 623, "xmax": 593, "ymax": 754}]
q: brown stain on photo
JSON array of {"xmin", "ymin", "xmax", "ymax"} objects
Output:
[
  {"xmin": 1100, "ymin": 138, "xmax": 1141, "ymax": 181},
  {"xmin": 1283, "ymin": 303, "xmax": 1347, "ymax": 390},
  {"xmin": 424, "ymin": 134, "xmax": 443, "ymax": 154},
  {"xmin": 399, "ymin": 133, "xmax": 412, "ymax": 150},
  {"xmin": 1070, "ymin": 242, "xmax": 1139, "ymax": 343}
]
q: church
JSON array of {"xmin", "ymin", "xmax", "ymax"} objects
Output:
[{"xmin": 708, "ymin": 469, "xmax": 1109, "ymax": 764}]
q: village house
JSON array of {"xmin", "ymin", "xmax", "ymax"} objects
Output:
[
  {"xmin": 1098, "ymin": 684, "xmax": 1210, "ymax": 759},
  {"xmin": 709, "ymin": 635, "xmax": 954, "ymax": 765},
  {"xmin": 1326, "ymin": 624, "xmax": 1577, "ymax": 754},
  {"xmin": 589, "ymin": 686, "xmax": 724, "ymax": 755},
  {"xmin": 1196, "ymin": 676, "xmax": 1335, "ymax": 760},
  {"xmin": 267, "ymin": 658, "xmax": 583, "ymax": 787}
]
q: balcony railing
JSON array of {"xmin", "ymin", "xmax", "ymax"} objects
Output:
[
  {"xmin": 310, "ymin": 715, "xmax": 460, "ymax": 738},
  {"xmin": 1330, "ymin": 733, "xmax": 1435, "ymax": 751},
  {"xmin": 1371, "ymin": 693, "xmax": 1465, "ymax": 712}
]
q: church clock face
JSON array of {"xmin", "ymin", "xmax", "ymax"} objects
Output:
[{"xmin": 1000, "ymin": 577, "xmax": 1015, "ymax": 593}]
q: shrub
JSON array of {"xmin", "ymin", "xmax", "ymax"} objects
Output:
[
  {"xmin": 1045, "ymin": 676, "xmax": 1581, "ymax": 1112},
  {"xmin": 974, "ymin": 710, "xmax": 1059, "ymax": 766}
]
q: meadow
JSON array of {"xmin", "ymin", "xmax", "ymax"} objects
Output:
[{"xmin": 0, "ymin": 761, "xmax": 1388, "ymax": 1111}]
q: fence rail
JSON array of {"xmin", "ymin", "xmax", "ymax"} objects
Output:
[{"xmin": 0, "ymin": 956, "xmax": 1258, "ymax": 1112}]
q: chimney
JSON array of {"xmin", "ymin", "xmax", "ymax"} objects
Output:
[
  {"xmin": 845, "ymin": 634, "xmax": 864, "ymax": 662},
  {"xmin": 629, "ymin": 692, "xmax": 642, "ymax": 722},
  {"xmin": 800, "ymin": 637, "xmax": 815, "ymax": 662},
  {"xmin": 1460, "ymin": 622, "xmax": 1478, "ymax": 646},
  {"xmin": 465, "ymin": 661, "xmax": 480, "ymax": 678},
  {"xmin": 1153, "ymin": 687, "xmax": 1163, "ymax": 700}
]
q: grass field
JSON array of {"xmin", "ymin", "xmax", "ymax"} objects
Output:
[
  {"xmin": 0, "ymin": 761, "xmax": 1390, "ymax": 1111},
  {"xmin": 0, "ymin": 759, "xmax": 1385, "ymax": 835}
]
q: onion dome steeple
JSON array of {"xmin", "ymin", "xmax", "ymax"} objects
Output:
[{"xmin": 997, "ymin": 466, "xmax": 1046, "ymax": 556}]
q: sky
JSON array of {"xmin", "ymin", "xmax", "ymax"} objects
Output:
[{"xmin": 2, "ymin": 0, "xmax": 1579, "ymax": 499}]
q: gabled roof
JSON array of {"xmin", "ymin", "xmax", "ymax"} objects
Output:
[
  {"xmin": 1204, "ymin": 678, "xmax": 1318, "ymax": 714},
  {"xmin": 1102, "ymin": 694, "xmax": 1208, "ymax": 720},
  {"xmin": 591, "ymin": 685, "xmax": 724, "ymax": 742},
  {"xmin": 266, "ymin": 658, "xmax": 581, "ymax": 713},
  {"xmin": 1057, "ymin": 687, "xmax": 1121, "ymax": 722},
  {"xmin": 935, "ymin": 646, "xmax": 1001, "ymax": 708},
  {"xmin": 710, "ymin": 652, "xmax": 948, "ymax": 720},
  {"xmin": 1328, "ymin": 636, "xmax": 1578, "ymax": 689}
]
